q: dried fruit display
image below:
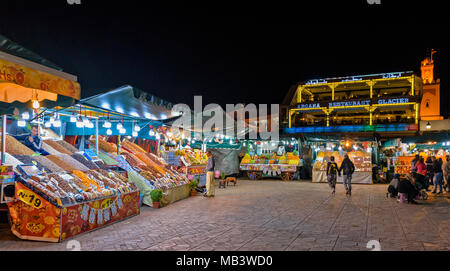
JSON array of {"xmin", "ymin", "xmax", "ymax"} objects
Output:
[
  {"xmin": 54, "ymin": 140, "xmax": 79, "ymax": 153},
  {"xmin": 32, "ymin": 156, "xmax": 64, "ymax": 173},
  {"xmin": 55, "ymin": 154, "xmax": 90, "ymax": 172},
  {"xmin": 13, "ymin": 155, "xmax": 50, "ymax": 173},
  {"xmin": 5, "ymin": 153, "xmax": 24, "ymax": 168},
  {"xmin": 46, "ymin": 155, "xmax": 77, "ymax": 173},
  {"xmin": 42, "ymin": 142, "xmax": 60, "ymax": 155},
  {"xmin": 44, "ymin": 140, "xmax": 73, "ymax": 155},
  {"xmin": 5, "ymin": 135, "xmax": 34, "ymax": 155},
  {"xmin": 71, "ymin": 153, "xmax": 99, "ymax": 170}
]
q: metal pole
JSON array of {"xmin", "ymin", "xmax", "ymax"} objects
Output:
[
  {"xmin": 1, "ymin": 115, "xmax": 6, "ymax": 165},
  {"xmin": 96, "ymin": 118, "xmax": 99, "ymax": 156}
]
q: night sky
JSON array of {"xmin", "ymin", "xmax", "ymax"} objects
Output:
[{"xmin": 1, "ymin": 1, "xmax": 449, "ymax": 116}]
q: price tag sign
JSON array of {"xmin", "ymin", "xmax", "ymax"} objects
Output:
[
  {"xmin": 101, "ymin": 198, "xmax": 114, "ymax": 209},
  {"xmin": 17, "ymin": 189, "xmax": 44, "ymax": 209}
]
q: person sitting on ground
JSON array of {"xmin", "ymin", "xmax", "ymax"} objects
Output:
[
  {"xmin": 13, "ymin": 124, "xmax": 49, "ymax": 155},
  {"xmin": 326, "ymin": 156, "xmax": 340, "ymax": 195},
  {"xmin": 398, "ymin": 173, "xmax": 419, "ymax": 204},
  {"xmin": 387, "ymin": 174, "xmax": 400, "ymax": 198}
]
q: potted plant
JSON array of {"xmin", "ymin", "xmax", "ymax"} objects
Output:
[
  {"xmin": 189, "ymin": 177, "xmax": 199, "ymax": 196},
  {"xmin": 150, "ymin": 189, "xmax": 163, "ymax": 208},
  {"xmin": 219, "ymin": 172, "xmax": 226, "ymax": 188}
]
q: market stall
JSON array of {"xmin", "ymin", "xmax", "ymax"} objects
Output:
[
  {"xmin": 312, "ymin": 149, "xmax": 373, "ymax": 184},
  {"xmin": 239, "ymin": 139, "xmax": 300, "ymax": 180},
  {"xmin": 8, "ymin": 165, "xmax": 139, "ymax": 242}
]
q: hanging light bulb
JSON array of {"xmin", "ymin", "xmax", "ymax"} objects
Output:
[
  {"xmin": 116, "ymin": 122, "xmax": 123, "ymax": 130},
  {"xmin": 132, "ymin": 131, "xmax": 138, "ymax": 137},
  {"xmin": 45, "ymin": 121, "xmax": 52, "ymax": 128},
  {"xmin": 18, "ymin": 119, "xmax": 26, "ymax": 127},
  {"xmin": 119, "ymin": 127, "xmax": 126, "ymax": 134},
  {"xmin": 70, "ymin": 115, "xmax": 77, "ymax": 123},
  {"xmin": 106, "ymin": 129, "xmax": 112, "ymax": 135},
  {"xmin": 32, "ymin": 100, "xmax": 40, "ymax": 109},
  {"xmin": 149, "ymin": 130, "xmax": 155, "ymax": 136},
  {"xmin": 53, "ymin": 119, "xmax": 61, "ymax": 128},
  {"xmin": 134, "ymin": 124, "xmax": 141, "ymax": 132},
  {"xmin": 103, "ymin": 121, "xmax": 112, "ymax": 128},
  {"xmin": 22, "ymin": 112, "xmax": 30, "ymax": 120},
  {"xmin": 87, "ymin": 121, "xmax": 94, "ymax": 129},
  {"xmin": 155, "ymin": 133, "xmax": 161, "ymax": 140},
  {"xmin": 76, "ymin": 117, "xmax": 85, "ymax": 128}
]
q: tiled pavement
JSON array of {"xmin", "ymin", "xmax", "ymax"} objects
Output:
[{"xmin": 0, "ymin": 179, "xmax": 449, "ymax": 251}]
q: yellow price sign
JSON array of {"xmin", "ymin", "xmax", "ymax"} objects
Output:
[
  {"xmin": 101, "ymin": 198, "xmax": 114, "ymax": 209},
  {"xmin": 17, "ymin": 189, "xmax": 44, "ymax": 209}
]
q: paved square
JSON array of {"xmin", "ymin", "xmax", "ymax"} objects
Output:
[{"xmin": 1, "ymin": 179, "xmax": 449, "ymax": 251}]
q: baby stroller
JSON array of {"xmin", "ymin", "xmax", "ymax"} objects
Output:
[{"xmin": 411, "ymin": 172, "xmax": 428, "ymax": 200}]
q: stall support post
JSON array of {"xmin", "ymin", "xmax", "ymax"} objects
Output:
[
  {"xmin": 95, "ymin": 118, "xmax": 99, "ymax": 156},
  {"xmin": 117, "ymin": 135, "xmax": 120, "ymax": 155},
  {"xmin": 1, "ymin": 115, "xmax": 6, "ymax": 165}
]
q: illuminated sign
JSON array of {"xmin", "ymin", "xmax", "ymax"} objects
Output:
[
  {"xmin": 328, "ymin": 100, "xmax": 370, "ymax": 107},
  {"xmin": 305, "ymin": 79, "xmax": 327, "ymax": 85},
  {"xmin": 382, "ymin": 72, "xmax": 403, "ymax": 79},
  {"xmin": 294, "ymin": 96, "xmax": 416, "ymax": 110},
  {"xmin": 376, "ymin": 98, "xmax": 409, "ymax": 105},
  {"xmin": 341, "ymin": 76, "xmax": 363, "ymax": 82},
  {"xmin": 297, "ymin": 103, "xmax": 321, "ymax": 109}
]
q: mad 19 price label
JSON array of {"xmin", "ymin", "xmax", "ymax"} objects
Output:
[{"xmin": 17, "ymin": 189, "xmax": 44, "ymax": 209}]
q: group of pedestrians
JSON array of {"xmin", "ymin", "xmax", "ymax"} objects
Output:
[
  {"xmin": 326, "ymin": 154, "xmax": 355, "ymax": 195},
  {"xmin": 411, "ymin": 154, "xmax": 450, "ymax": 194},
  {"xmin": 387, "ymin": 154, "xmax": 450, "ymax": 204}
]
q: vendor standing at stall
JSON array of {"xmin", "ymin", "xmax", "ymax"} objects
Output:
[
  {"xmin": 13, "ymin": 124, "xmax": 49, "ymax": 155},
  {"xmin": 204, "ymin": 151, "xmax": 215, "ymax": 197}
]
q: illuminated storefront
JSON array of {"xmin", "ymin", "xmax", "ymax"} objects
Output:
[{"xmin": 284, "ymin": 71, "xmax": 423, "ymax": 136}]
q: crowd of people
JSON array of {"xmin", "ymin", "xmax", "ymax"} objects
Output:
[{"xmin": 387, "ymin": 154, "xmax": 450, "ymax": 204}]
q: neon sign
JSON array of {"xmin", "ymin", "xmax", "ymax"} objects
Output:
[
  {"xmin": 297, "ymin": 103, "xmax": 321, "ymax": 109},
  {"xmin": 305, "ymin": 79, "xmax": 328, "ymax": 85},
  {"xmin": 376, "ymin": 98, "xmax": 409, "ymax": 105},
  {"xmin": 328, "ymin": 100, "xmax": 370, "ymax": 107}
]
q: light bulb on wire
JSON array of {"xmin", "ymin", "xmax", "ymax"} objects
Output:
[
  {"xmin": 22, "ymin": 112, "xmax": 30, "ymax": 120},
  {"xmin": 106, "ymin": 129, "xmax": 112, "ymax": 135},
  {"xmin": 32, "ymin": 100, "xmax": 40, "ymax": 109},
  {"xmin": 103, "ymin": 121, "xmax": 112, "ymax": 128},
  {"xmin": 18, "ymin": 119, "xmax": 26, "ymax": 127}
]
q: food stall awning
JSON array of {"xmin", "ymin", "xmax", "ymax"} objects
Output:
[
  {"xmin": 0, "ymin": 35, "xmax": 81, "ymax": 114},
  {"xmin": 168, "ymin": 105, "xmax": 250, "ymax": 139},
  {"xmin": 0, "ymin": 34, "xmax": 62, "ymax": 71},
  {"xmin": 79, "ymin": 85, "xmax": 177, "ymax": 121},
  {"xmin": 401, "ymin": 132, "xmax": 450, "ymax": 144}
]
